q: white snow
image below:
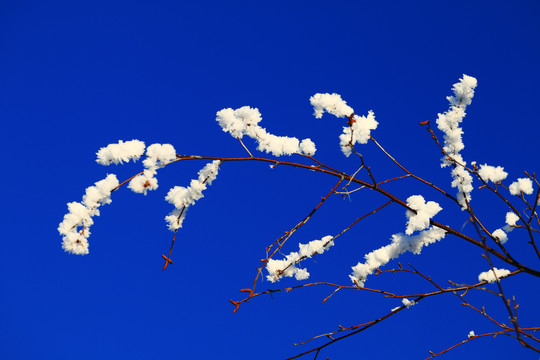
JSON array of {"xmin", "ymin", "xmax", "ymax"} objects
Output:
[
  {"xmin": 477, "ymin": 164, "xmax": 508, "ymax": 183},
  {"xmin": 509, "ymin": 178, "xmax": 534, "ymax": 196},
  {"xmin": 405, "ymin": 195, "xmax": 442, "ymax": 235},
  {"xmin": 216, "ymin": 106, "xmax": 316, "ymax": 156},
  {"xmin": 435, "ymin": 75, "xmax": 477, "ymax": 209},
  {"xmin": 350, "ymin": 227, "xmax": 446, "ymax": 286},
  {"xmin": 164, "ymin": 160, "xmax": 221, "ymax": 231},
  {"xmin": 266, "ymin": 235, "xmax": 334, "ymax": 282},
  {"xmin": 478, "ymin": 268, "xmax": 511, "ymax": 283},
  {"xmin": 58, "ymin": 174, "xmax": 119, "ymax": 255},
  {"xmin": 96, "ymin": 140, "xmax": 145, "ymax": 165}
]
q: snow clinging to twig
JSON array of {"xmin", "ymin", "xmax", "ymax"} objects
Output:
[
  {"xmin": 310, "ymin": 93, "xmax": 354, "ymax": 119},
  {"xmin": 509, "ymin": 178, "xmax": 534, "ymax": 196},
  {"xmin": 435, "ymin": 74, "xmax": 477, "ymax": 209},
  {"xmin": 478, "ymin": 268, "xmax": 511, "ymax": 283},
  {"xmin": 477, "ymin": 164, "xmax": 508, "ymax": 183},
  {"xmin": 128, "ymin": 143, "xmax": 177, "ymax": 195},
  {"xmin": 350, "ymin": 227, "xmax": 447, "ymax": 286},
  {"xmin": 58, "ymin": 174, "xmax": 119, "ymax": 255},
  {"xmin": 266, "ymin": 235, "xmax": 334, "ymax": 282},
  {"xmin": 96, "ymin": 139, "xmax": 146, "ymax": 165},
  {"xmin": 310, "ymin": 93, "xmax": 378, "ymax": 156},
  {"xmin": 216, "ymin": 106, "xmax": 316, "ymax": 156},
  {"xmin": 164, "ymin": 160, "xmax": 221, "ymax": 231},
  {"xmin": 405, "ymin": 195, "xmax": 442, "ymax": 235}
]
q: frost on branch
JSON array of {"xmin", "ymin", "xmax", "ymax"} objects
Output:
[
  {"xmin": 216, "ymin": 106, "xmax": 316, "ymax": 156},
  {"xmin": 266, "ymin": 235, "xmax": 334, "ymax": 282},
  {"xmin": 435, "ymin": 74, "xmax": 477, "ymax": 209},
  {"xmin": 128, "ymin": 143, "xmax": 177, "ymax": 195},
  {"xmin": 477, "ymin": 164, "xmax": 508, "ymax": 183},
  {"xmin": 405, "ymin": 195, "xmax": 442, "ymax": 235},
  {"xmin": 505, "ymin": 212, "xmax": 519, "ymax": 230},
  {"xmin": 143, "ymin": 143, "xmax": 177, "ymax": 168},
  {"xmin": 310, "ymin": 93, "xmax": 354, "ymax": 119},
  {"xmin": 509, "ymin": 177, "xmax": 534, "ymax": 196},
  {"xmin": 491, "ymin": 211, "xmax": 521, "ymax": 245},
  {"xmin": 310, "ymin": 93, "xmax": 378, "ymax": 157},
  {"xmin": 58, "ymin": 174, "xmax": 119, "ymax": 255},
  {"xmin": 338, "ymin": 111, "xmax": 377, "ymax": 157},
  {"xmin": 350, "ymin": 227, "xmax": 446, "ymax": 286},
  {"xmin": 348, "ymin": 195, "xmax": 444, "ymax": 286},
  {"xmin": 478, "ymin": 268, "xmax": 511, "ymax": 283},
  {"xmin": 402, "ymin": 298, "xmax": 416, "ymax": 308},
  {"xmin": 492, "ymin": 229, "xmax": 509, "ymax": 244},
  {"xmin": 96, "ymin": 139, "xmax": 146, "ymax": 165},
  {"xmin": 164, "ymin": 160, "xmax": 221, "ymax": 231}
]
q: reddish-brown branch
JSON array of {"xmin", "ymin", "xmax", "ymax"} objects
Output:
[
  {"xmin": 169, "ymin": 154, "xmax": 540, "ymax": 278},
  {"xmin": 425, "ymin": 327, "xmax": 540, "ymax": 359}
]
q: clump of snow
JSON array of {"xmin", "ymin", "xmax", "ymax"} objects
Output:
[
  {"xmin": 451, "ymin": 166, "xmax": 474, "ymax": 209},
  {"xmin": 143, "ymin": 143, "xmax": 177, "ymax": 168},
  {"xmin": 350, "ymin": 227, "xmax": 446, "ymax": 286},
  {"xmin": 299, "ymin": 138, "xmax": 317, "ymax": 156},
  {"xmin": 478, "ymin": 268, "xmax": 511, "ymax": 283},
  {"xmin": 405, "ymin": 195, "xmax": 442, "ymax": 235},
  {"xmin": 402, "ymin": 298, "xmax": 416, "ymax": 308},
  {"xmin": 216, "ymin": 106, "xmax": 316, "ymax": 156},
  {"xmin": 505, "ymin": 212, "xmax": 519, "ymax": 230},
  {"xmin": 435, "ymin": 75, "xmax": 477, "ymax": 209},
  {"xmin": 468, "ymin": 331, "xmax": 476, "ymax": 338},
  {"xmin": 491, "ymin": 211, "xmax": 520, "ymax": 244},
  {"xmin": 96, "ymin": 140, "xmax": 146, "ymax": 165},
  {"xmin": 338, "ymin": 111, "xmax": 378, "ymax": 156},
  {"xmin": 509, "ymin": 178, "xmax": 534, "ymax": 196},
  {"xmin": 492, "ymin": 229, "xmax": 508, "ymax": 244},
  {"xmin": 129, "ymin": 143, "xmax": 177, "ymax": 195},
  {"xmin": 164, "ymin": 160, "xmax": 221, "ymax": 231},
  {"xmin": 58, "ymin": 174, "xmax": 119, "ymax": 255},
  {"xmin": 310, "ymin": 93, "xmax": 378, "ymax": 157},
  {"xmin": 310, "ymin": 93, "xmax": 354, "ymax": 119},
  {"xmin": 128, "ymin": 169, "xmax": 159, "ymax": 195},
  {"xmin": 266, "ymin": 235, "xmax": 334, "ymax": 282},
  {"xmin": 477, "ymin": 164, "xmax": 508, "ymax": 183}
]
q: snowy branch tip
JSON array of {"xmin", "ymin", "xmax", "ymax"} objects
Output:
[
  {"xmin": 216, "ymin": 106, "xmax": 316, "ymax": 156},
  {"xmin": 310, "ymin": 93, "xmax": 378, "ymax": 156},
  {"xmin": 266, "ymin": 235, "xmax": 334, "ymax": 282}
]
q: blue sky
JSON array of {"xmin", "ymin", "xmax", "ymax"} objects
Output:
[{"xmin": 1, "ymin": 1, "xmax": 539, "ymax": 359}]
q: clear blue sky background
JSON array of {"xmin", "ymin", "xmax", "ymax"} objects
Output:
[{"xmin": 1, "ymin": 1, "xmax": 539, "ymax": 359}]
